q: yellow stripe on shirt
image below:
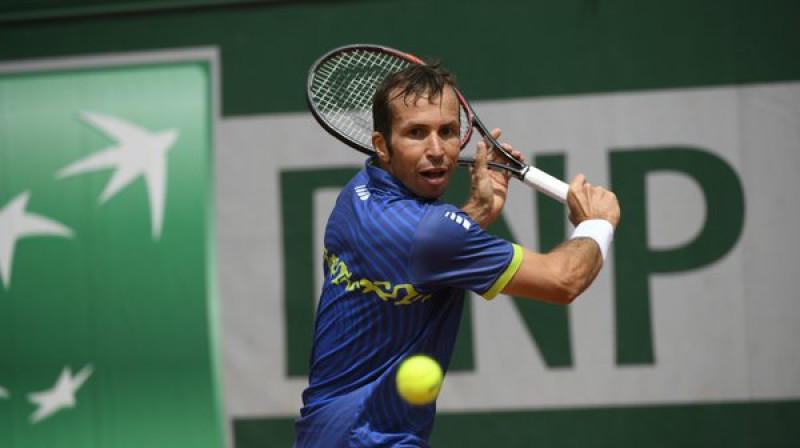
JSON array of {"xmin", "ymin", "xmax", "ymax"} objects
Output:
[{"xmin": 482, "ymin": 243, "xmax": 523, "ymax": 299}]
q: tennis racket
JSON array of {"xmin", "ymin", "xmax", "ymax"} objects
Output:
[{"xmin": 306, "ymin": 43, "xmax": 569, "ymax": 203}]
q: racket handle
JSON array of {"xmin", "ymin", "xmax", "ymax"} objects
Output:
[{"xmin": 522, "ymin": 166, "xmax": 569, "ymax": 204}]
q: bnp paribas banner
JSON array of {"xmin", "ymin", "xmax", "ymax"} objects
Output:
[
  {"xmin": 0, "ymin": 50, "xmax": 224, "ymax": 447},
  {"xmin": 223, "ymin": 82, "xmax": 800, "ymax": 446}
]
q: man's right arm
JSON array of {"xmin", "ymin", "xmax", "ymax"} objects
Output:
[
  {"xmin": 502, "ymin": 173, "xmax": 620, "ymax": 304},
  {"xmin": 502, "ymin": 240, "xmax": 602, "ymax": 304}
]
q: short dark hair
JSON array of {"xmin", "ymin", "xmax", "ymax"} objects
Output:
[{"xmin": 372, "ymin": 62, "xmax": 456, "ymax": 148}]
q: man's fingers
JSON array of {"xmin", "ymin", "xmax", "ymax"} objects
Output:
[
  {"xmin": 505, "ymin": 147, "xmax": 526, "ymax": 163},
  {"xmin": 483, "ymin": 128, "xmax": 502, "ymax": 148},
  {"xmin": 571, "ymin": 173, "xmax": 587, "ymax": 188},
  {"xmin": 487, "ymin": 141, "xmax": 526, "ymax": 165},
  {"xmin": 474, "ymin": 139, "xmax": 489, "ymax": 169}
]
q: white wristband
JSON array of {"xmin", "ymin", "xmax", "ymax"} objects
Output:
[{"xmin": 570, "ymin": 219, "xmax": 614, "ymax": 260}]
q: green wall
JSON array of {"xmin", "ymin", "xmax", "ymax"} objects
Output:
[{"xmin": 3, "ymin": 0, "xmax": 799, "ymax": 116}]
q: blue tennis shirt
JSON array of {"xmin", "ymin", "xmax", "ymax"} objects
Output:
[{"xmin": 295, "ymin": 157, "xmax": 522, "ymax": 447}]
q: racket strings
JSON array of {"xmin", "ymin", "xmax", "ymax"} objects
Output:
[{"xmin": 310, "ymin": 50, "xmax": 412, "ymax": 147}]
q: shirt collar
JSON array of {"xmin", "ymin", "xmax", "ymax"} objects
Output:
[{"xmin": 365, "ymin": 156, "xmax": 435, "ymax": 202}]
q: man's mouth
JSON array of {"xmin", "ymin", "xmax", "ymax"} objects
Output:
[{"xmin": 420, "ymin": 168, "xmax": 448, "ymax": 180}]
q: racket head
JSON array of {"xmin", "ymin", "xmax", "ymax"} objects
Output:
[{"xmin": 306, "ymin": 44, "xmax": 475, "ymax": 156}]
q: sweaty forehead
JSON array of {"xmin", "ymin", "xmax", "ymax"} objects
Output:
[{"xmin": 388, "ymin": 87, "xmax": 460, "ymax": 119}]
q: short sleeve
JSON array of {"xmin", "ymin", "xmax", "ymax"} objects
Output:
[{"xmin": 408, "ymin": 205, "xmax": 522, "ymax": 299}]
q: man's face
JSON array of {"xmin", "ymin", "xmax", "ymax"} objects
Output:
[{"xmin": 372, "ymin": 88, "xmax": 461, "ymax": 199}]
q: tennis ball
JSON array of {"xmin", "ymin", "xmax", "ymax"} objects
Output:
[{"xmin": 395, "ymin": 355, "xmax": 443, "ymax": 405}]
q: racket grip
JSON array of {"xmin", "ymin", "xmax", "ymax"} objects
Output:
[{"xmin": 522, "ymin": 167, "xmax": 569, "ymax": 203}]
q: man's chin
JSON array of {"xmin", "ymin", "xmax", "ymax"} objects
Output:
[{"xmin": 417, "ymin": 179, "xmax": 450, "ymax": 199}]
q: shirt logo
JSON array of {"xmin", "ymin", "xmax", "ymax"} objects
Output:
[
  {"xmin": 444, "ymin": 211, "xmax": 471, "ymax": 230},
  {"xmin": 324, "ymin": 249, "xmax": 432, "ymax": 305},
  {"xmin": 355, "ymin": 185, "xmax": 370, "ymax": 201}
]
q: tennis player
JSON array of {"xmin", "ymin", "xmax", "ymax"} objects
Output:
[{"xmin": 294, "ymin": 63, "xmax": 620, "ymax": 447}]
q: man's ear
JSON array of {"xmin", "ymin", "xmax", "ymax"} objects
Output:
[{"xmin": 372, "ymin": 132, "xmax": 391, "ymax": 164}]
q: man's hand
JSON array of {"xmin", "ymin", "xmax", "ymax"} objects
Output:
[
  {"xmin": 462, "ymin": 128, "xmax": 524, "ymax": 228},
  {"xmin": 566, "ymin": 174, "xmax": 621, "ymax": 227}
]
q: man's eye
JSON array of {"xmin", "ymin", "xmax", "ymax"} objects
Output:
[
  {"xmin": 409, "ymin": 128, "xmax": 424, "ymax": 138},
  {"xmin": 440, "ymin": 127, "xmax": 457, "ymax": 138}
]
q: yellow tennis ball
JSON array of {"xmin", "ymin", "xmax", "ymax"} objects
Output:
[{"xmin": 396, "ymin": 355, "xmax": 443, "ymax": 405}]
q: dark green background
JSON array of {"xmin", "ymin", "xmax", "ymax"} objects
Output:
[
  {"xmin": 3, "ymin": 0, "xmax": 798, "ymax": 446},
  {"xmin": 3, "ymin": 0, "xmax": 799, "ymax": 116}
]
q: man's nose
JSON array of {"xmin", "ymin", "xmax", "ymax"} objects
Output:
[{"xmin": 426, "ymin": 133, "xmax": 445, "ymax": 157}]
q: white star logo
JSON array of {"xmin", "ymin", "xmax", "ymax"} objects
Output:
[
  {"xmin": 57, "ymin": 111, "xmax": 179, "ymax": 239},
  {"xmin": 0, "ymin": 385, "xmax": 8, "ymax": 399},
  {"xmin": 0, "ymin": 192, "xmax": 74, "ymax": 290},
  {"xmin": 28, "ymin": 364, "xmax": 93, "ymax": 424}
]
